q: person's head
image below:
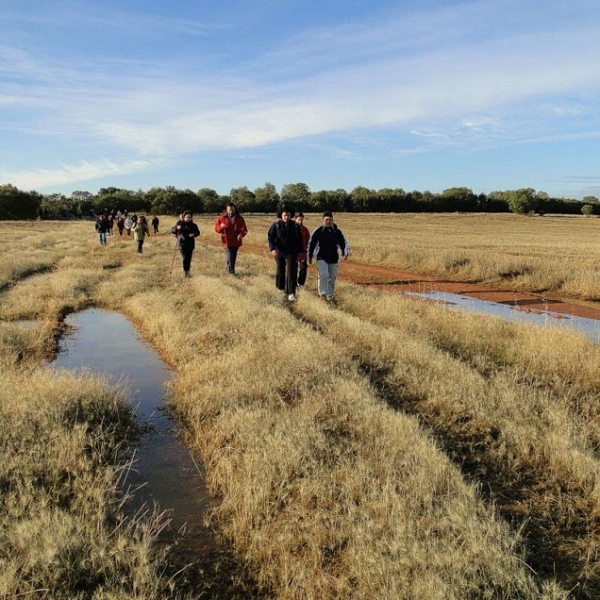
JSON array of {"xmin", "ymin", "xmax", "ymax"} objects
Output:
[
  {"xmin": 280, "ymin": 206, "xmax": 292, "ymax": 222},
  {"xmin": 322, "ymin": 211, "xmax": 334, "ymax": 227},
  {"xmin": 226, "ymin": 202, "xmax": 236, "ymax": 218},
  {"xmin": 295, "ymin": 212, "xmax": 304, "ymax": 225},
  {"xmin": 182, "ymin": 210, "xmax": 193, "ymax": 221}
]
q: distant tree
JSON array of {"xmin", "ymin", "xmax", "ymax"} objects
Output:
[
  {"xmin": 0, "ymin": 184, "xmax": 41, "ymax": 219},
  {"xmin": 376, "ymin": 188, "xmax": 406, "ymax": 212},
  {"xmin": 582, "ymin": 203, "xmax": 595, "ymax": 216},
  {"xmin": 439, "ymin": 187, "xmax": 478, "ymax": 212},
  {"xmin": 581, "ymin": 195, "xmax": 599, "ymax": 216},
  {"xmin": 507, "ymin": 188, "xmax": 538, "ymax": 215},
  {"xmin": 94, "ymin": 187, "xmax": 149, "ymax": 214},
  {"xmin": 253, "ymin": 182, "xmax": 279, "ymax": 213},
  {"xmin": 147, "ymin": 186, "xmax": 201, "ymax": 215},
  {"xmin": 39, "ymin": 193, "xmax": 68, "ymax": 219},
  {"xmin": 485, "ymin": 191, "xmax": 511, "ymax": 213},
  {"xmin": 308, "ymin": 189, "xmax": 349, "ymax": 213},
  {"xmin": 230, "ymin": 186, "xmax": 257, "ymax": 212},
  {"xmin": 349, "ymin": 186, "xmax": 376, "ymax": 212},
  {"xmin": 280, "ymin": 182, "xmax": 311, "ymax": 213},
  {"xmin": 69, "ymin": 190, "xmax": 94, "ymax": 217},
  {"xmin": 197, "ymin": 188, "xmax": 221, "ymax": 213}
]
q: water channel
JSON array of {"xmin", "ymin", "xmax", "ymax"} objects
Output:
[
  {"xmin": 407, "ymin": 291, "xmax": 600, "ymax": 343},
  {"xmin": 50, "ymin": 308, "xmax": 215, "ymax": 556}
]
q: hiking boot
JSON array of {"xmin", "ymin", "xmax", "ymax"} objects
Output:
[{"xmin": 287, "ymin": 294, "xmax": 296, "ymax": 302}]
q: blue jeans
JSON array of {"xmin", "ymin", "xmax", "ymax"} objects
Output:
[
  {"xmin": 98, "ymin": 232, "xmax": 107, "ymax": 246},
  {"xmin": 224, "ymin": 247, "xmax": 238, "ymax": 274},
  {"xmin": 316, "ymin": 260, "xmax": 339, "ymax": 298}
]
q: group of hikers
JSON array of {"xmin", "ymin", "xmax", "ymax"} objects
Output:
[
  {"xmin": 95, "ymin": 202, "xmax": 349, "ymax": 301},
  {"xmin": 95, "ymin": 211, "xmax": 160, "ymax": 249}
]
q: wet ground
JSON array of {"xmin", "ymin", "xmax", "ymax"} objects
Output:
[
  {"xmin": 49, "ymin": 308, "xmax": 263, "ymax": 597},
  {"xmin": 50, "ymin": 308, "xmax": 215, "ymax": 550},
  {"xmin": 340, "ymin": 262, "xmax": 600, "ymax": 338}
]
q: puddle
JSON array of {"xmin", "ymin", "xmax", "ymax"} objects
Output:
[
  {"xmin": 50, "ymin": 308, "xmax": 216, "ymax": 554},
  {"xmin": 407, "ymin": 291, "xmax": 600, "ymax": 343}
]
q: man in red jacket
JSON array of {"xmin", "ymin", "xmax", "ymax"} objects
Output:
[{"xmin": 214, "ymin": 202, "xmax": 248, "ymax": 275}]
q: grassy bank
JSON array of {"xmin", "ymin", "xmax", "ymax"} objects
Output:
[{"xmin": 2, "ymin": 214, "xmax": 599, "ymax": 597}]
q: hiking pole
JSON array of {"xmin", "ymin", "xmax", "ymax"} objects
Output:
[{"xmin": 169, "ymin": 236, "xmax": 179, "ymax": 275}]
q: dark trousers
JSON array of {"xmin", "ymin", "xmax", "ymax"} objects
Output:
[
  {"xmin": 275, "ymin": 255, "xmax": 298, "ymax": 294},
  {"xmin": 297, "ymin": 259, "xmax": 307, "ymax": 286},
  {"xmin": 180, "ymin": 248, "xmax": 194, "ymax": 273},
  {"xmin": 136, "ymin": 239, "xmax": 144, "ymax": 253},
  {"xmin": 224, "ymin": 247, "xmax": 238, "ymax": 274}
]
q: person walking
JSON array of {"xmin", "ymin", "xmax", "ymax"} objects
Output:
[
  {"xmin": 268, "ymin": 207, "xmax": 303, "ymax": 301},
  {"xmin": 171, "ymin": 210, "xmax": 201, "ymax": 277},
  {"xmin": 116, "ymin": 215, "xmax": 125, "ymax": 236},
  {"xmin": 95, "ymin": 213, "xmax": 109, "ymax": 246},
  {"xmin": 307, "ymin": 211, "xmax": 349, "ymax": 302},
  {"xmin": 214, "ymin": 202, "xmax": 248, "ymax": 275},
  {"xmin": 132, "ymin": 215, "xmax": 150, "ymax": 254},
  {"xmin": 295, "ymin": 212, "xmax": 310, "ymax": 290},
  {"xmin": 124, "ymin": 216, "xmax": 133, "ymax": 236},
  {"xmin": 151, "ymin": 215, "xmax": 159, "ymax": 234}
]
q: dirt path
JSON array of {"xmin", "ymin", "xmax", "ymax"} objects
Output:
[
  {"xmin": 341, "ymin": 261, "xmax": 600, "ymax": 320},
  {"xmin": 202, "ymin": 238, "xmax": 600, "ymax": 321}
]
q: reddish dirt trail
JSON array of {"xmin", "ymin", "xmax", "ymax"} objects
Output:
[
  {"xmin": 201, "ymin": 238, "xmax": 600, "ymax": 321},
  {"xmin": 341, "ymin": 261, "xmax": 600, "ymax": 320}
]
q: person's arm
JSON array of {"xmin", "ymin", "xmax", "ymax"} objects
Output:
[
  {"xmin": 236, "ymin": 216, "xmax": 248, "ymax": 242},
  {"xmin": 267, "ymin": 223, "xmax": 278, "ymax": 254},
  {"xmin": 307, "ymin": 228, "xmax": 319, "ymax": 263},
  {"xmin": 338, "ymin": 230, "xmax": 349, "ymax": 259}
]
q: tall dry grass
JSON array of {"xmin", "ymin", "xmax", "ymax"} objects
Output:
[
  {"xmin": 324, "ymin": 212, "xmax": 600, "ymax": 299},
  {"xmin": 2, "ymin": 213, "xmax": 600, "ymax": 597}
]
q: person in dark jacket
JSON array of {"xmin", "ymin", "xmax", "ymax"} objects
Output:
[
  {"xmin": 295, "ymin": 212, "xmax": 310, "ymax": 289},
  {"xmin": 171, "ymin": 210, "xmax": 201, "ymax": 277},
  {"xmin": 151, "ymin": 215, "xmax": 160, "ymax": 234},
  {"xmin": 268, "ymin": 207, "xmax": 303, "ymax": 301},
  {"xmin": 95, "ymin": 213, "xmax": 109, "ymax": 246},
  {"xmin": 214, "ymin": 202, "xmax": 248, "ymax": 275},
  {"xmin": 307, "ymin": 211, "xmax": 348, "ymax": 301}
]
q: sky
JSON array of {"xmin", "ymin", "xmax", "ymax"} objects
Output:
[{"xmin": 1, "ymin": 0, "xmax": 600, "ymax": 199}]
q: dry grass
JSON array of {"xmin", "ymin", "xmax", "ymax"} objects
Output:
[
  {"xmin": 3, "ymin": 213, "xmax": 600, "ymax": 597},
  {"xmin": 323, "ymin": 212, "xmax": 600, "ymax": 299}
]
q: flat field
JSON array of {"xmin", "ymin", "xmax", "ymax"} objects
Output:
[{"xmin": 2, "ymin": 213, "xmax": 600, "ymax": 599}]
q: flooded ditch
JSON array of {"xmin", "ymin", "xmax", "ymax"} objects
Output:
[
  {"xmin": 50, "ymin": 308, "xmax": 216, "ymax": 555},
  {"xmin": 44, "ymin": 307, "xmax": 263, "ymax": 597},
  {"xmin": 407, "ymin": 290, "xmax": 600, "ymax": 343}
]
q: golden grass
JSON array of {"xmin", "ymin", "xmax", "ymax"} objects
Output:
[
  {"xmin": 321, "ymin": 212, "xmax": 600, "ymax": 299},
  {"xmin": 3, "ymin": 213, "xmax": 600, "ymax": 597},
  {"xmin": 0, "ymin": 367, "xmax": 184, "ymax": 599}
]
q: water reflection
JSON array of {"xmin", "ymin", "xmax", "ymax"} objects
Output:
[
  {"xmin": 50, "ymin": 308, "xmax": 215, "ymax": 552},
  {"xmin": 407, "ymin": 291, "xmax": 600, "ymax": 343}
]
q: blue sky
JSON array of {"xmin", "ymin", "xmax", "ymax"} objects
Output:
[{"xmin": 1, "ymin": 0, "xmax": 600, "ymax": 199}]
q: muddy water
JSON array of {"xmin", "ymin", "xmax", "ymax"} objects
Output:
[
  {"xmin": 407, "ymin": 291, "xmax": 600, "ymax": 343},
  {"xmin": 51, "ymin": 308, "xmax": 215, "ymax": 554}
]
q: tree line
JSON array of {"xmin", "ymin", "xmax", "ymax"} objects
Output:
[{"xmin": 0, "ymin": 182, "xmax": 598, "ymax": 220}]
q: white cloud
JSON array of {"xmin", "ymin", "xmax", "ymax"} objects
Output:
[
  {"xmin": 0, "ymin": 158, "xmax": 168, "ymax": 191},
  {"xmin": 2, "ymin": 0, "xmax": 600, "ymax": 190}
]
